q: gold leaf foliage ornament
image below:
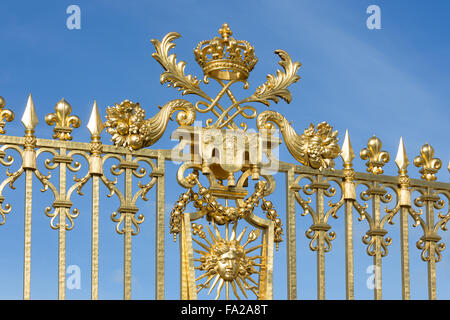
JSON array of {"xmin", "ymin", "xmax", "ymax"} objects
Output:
[
  {"xmin": 104, "ymin": 24, "xmax": 339, "ymax": 172},
  {"xmin": 105, "ymin": 24, "xmax": 306, "ymax": 149},
  {"xmin": 209, "ymin": 46, "xmax": 301, "ymax": 130},
  {"xmin": 257, "ymin": 111, "xmax": 340, "ymax": 169},
  {"xmin": 151, "ymin": 32, "xmax": 207, "ymax": 99},
  {"xmin": 105, "ymin": 99, "xmax": 195, "ymax": 150},
  {"xmin": 249, "ymin": 50, "xmax": 301, "ymax": 106}
]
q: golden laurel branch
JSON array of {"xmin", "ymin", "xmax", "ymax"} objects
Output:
[
  {"xmin": 151, "ymin": 32, "xmax": 210, "ymax": 100},
  {"xmin": 249, "ymin": 50, "xmax": 302, "ymax": 106}
]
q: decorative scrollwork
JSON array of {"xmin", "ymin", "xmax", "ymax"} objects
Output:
[
  {"xmin": 111, "ymin": 209, "xmax": 145, "ymax": 236},
  {"xmin": 305, "ymin": 227, "xmax": 336, "ymax": 253},
  {"xmin": 132, "ymin": 157, "xmax": 159, "ymax": 202},
  {"xmin": 416, "ymin": 238, "xmax": 446, "ymax": 262},
  {"xmin": 411, "ymin": 189, "xmax": 449, "ymax": 263},
  {"xmin": 0, "ymin": 146, "xmax": 23, "ymax": 225},
  {"xmin": 363, "ymin": 232, "xmax": 392, "ymax": 257},
  {"xmin": 354, "ymin": 180, "xmax": 397, "ymax": 257},
  {"xmin": 293, "ymin": 175, "xmax": 342, "ymax": 253}
]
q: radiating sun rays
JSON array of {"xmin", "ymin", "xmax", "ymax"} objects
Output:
[{"xmin": 191, "ymin": 221, "xmax": 263, "ymax": 300}]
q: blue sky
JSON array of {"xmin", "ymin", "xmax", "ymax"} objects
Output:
[{"xmin": 0, "ymin": 0, "xmax": 449, "ymax": 300}]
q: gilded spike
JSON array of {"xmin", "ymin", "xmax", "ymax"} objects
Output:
[
  {"xmin": 87, "ymin": 100, "xmax": 104, "ymax": 138},
  {"xmin": 395, "ymin": 137, "xmax": 409, "ymax": 175},
  {"xmin": 413, "ymin": 143, "xmax": 442, "ymax": 181},
  {"xmin": 360, "ymin": 135, "xmax": 390, "ymax": 175},
  {"xmin": 340, "ymin": 129, "xmax": 355, "ymax": 169},
  {"xmin": 21, "ymin": 93, "xmax": 38, "ymax": 132},
  {"xmin": 88, "ymin": 100, "xmax": 104, "ymax": 174},
  {"xmin": 395, "ymin": 137, "xmax": 411, "ymax": 207}
]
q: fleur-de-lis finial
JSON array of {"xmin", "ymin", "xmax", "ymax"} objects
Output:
[
  {"xmin": 413, "ymin": 143, "xmax": 442, "ymax": 181},
  {"xmin": 45, "ymin": 98, "xmax": 81, "ymax": 141},
  {"xmin": 218, "ymin": 23, "xmax": 232, "ymax": 40},
  {"xmin": 360, "ymin": 135, "xmax": 390, "ymax": 175},
  {"xmin": 0, "ymin": 96, "xmax": 15, "ymax": 134}
]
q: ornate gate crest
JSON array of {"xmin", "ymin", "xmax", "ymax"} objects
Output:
[{"xmin": 104, "ymin": 23, "xmax": 339, "ymax": 299}]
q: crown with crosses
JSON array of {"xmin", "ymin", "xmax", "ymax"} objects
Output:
[{"xmin": 194, "ymin": 23, "xmax": 258, "ymax": 81}]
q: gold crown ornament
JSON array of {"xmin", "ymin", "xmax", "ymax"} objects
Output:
[{"xmin": 194, "ymin": 23, "xmax": 258, "ymax": 81}]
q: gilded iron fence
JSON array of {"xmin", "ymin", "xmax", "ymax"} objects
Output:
[
  {"xmin": 0, "ymin": 24, "xmax": 449, "ymax": 300},
  {"xmin": 0, "ymin": 95, "xmax": 448, "ymax": 300},
  {"xmin": 0, "ymin": 97, "xmax": 168, "ymax": 299}
]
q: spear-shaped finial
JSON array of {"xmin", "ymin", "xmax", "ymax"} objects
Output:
[
  {"xmin": 395, "ymin": 137, "xmax": 409, "ymax": 175},
  {"xmin": 87, "ymin": 100, "xmax": 104, "ymax": 175},
  {"xmin": 21, "ymin": 93, "xmax": 38, "ymax": 132},
  {"xmin": 340, "ymin": 129, "xmax": 355, "ymax": 169},
  {"xmin": 87, "ymin": 100, "xmax": 104, "ymax": 138},
  {"xmin": 341, "ymin": 129, "xmax": 356, "ymax": 200},
  {"xmin": 395, "ymin": 137, "xmax": 412, "ymax": 207},
  {"xmin": 21, "ymin": 93, "xmax": 38, "ymax": 169}
]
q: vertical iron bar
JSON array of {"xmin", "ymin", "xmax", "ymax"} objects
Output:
[
  {"xmin": 341, "ymin": 131, "xmax": 355, "ymax": 300},
  {"xmin": 396, "ymin": 137, "xmax": 411, "ymax": 300},
  {"xmin": 21, "ymin": 95, "xmax": 38, "ymax": 300},
  {"xmin": 58, "ymin": 148, "xmax": 67, "ymax": 300},
  {"xmin": 316, "ymin": 175, "xmax": 325, "ymax": 300},
  {"xmin": 87, "ymin": 101, "xmax": 103, "ymax": 300},
  {"xmin": 373, "ymin": 182, "xmax": 382, "ymax": 300},
  {"xmin": 426, "ymin": 188, "xmax": 436, "ymax": 300},
  {"xmin": 344, "ymin": 199, "xmax": 354, "ymax": 299},
  {"xmin": 285, "ymin": 167, "xmax": 297, "ymax": 300},
  {"xmin": 91, "ymin": 174, "xmax": 100, "ymax": 300},
  {"xmin": 23, "ymin": 169, "xmax": 33, "ymax": 300},
  {"xmin": 155, "ymin": 154, "xmax": 165, "ymax": 299},
  {"xmin": 124, "ymin": 153, "xmax": 133, "ymax": 300},
  {"xmin": 400, "ymin": 206, "xmax": 410, "ymax": 299}
]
